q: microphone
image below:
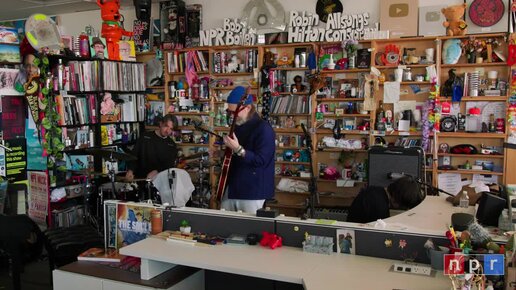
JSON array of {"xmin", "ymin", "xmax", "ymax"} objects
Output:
[{"xmin": 300, "ymin": 123, "xmax": 312, "ymax": 150}]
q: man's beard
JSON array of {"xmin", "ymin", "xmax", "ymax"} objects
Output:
[{"xmin": 235, "ymin": 114, "xmax": 250, "ymax": 126}]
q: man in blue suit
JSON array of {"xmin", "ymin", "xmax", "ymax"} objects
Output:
[{"xmin": 219, "ymin": 86, "xmax": 275, "ymax": 214}]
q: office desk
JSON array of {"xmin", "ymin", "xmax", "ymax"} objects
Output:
[{"xmin": 120, "ymin": 237, "xmax": 451, "ymax": 290}]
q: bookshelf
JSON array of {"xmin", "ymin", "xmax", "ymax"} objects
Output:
[{"xmin": 46, "ymin": 56, "xmax": 146, "ymax": 228}]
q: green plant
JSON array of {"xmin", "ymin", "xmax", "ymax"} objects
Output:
[
  {"xmin": 338, "ymin": 150, "xmax": 356, "ymax": 167},
  {"xmin": 33, "ymin": 55, "xmax": 66, "ymax": 172},
  {"xmin": 180, "ymin": 220, "xmax": 189, "ymax": 227}
]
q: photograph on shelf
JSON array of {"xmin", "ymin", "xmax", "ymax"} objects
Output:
[
  {"xmin": 418, "ymin": 5, "xmax": 446, "ymax": 36},
  {"xmin": 61, "ymin": 35, "xmax": 73, "ymax": 51},
  {"xmin": 0, "ymin": 43, "xmax": 20, "ymax": 63},
  {"xmin": 0, "ymin": 68, "xmax": 20, "ymax": 95},
  {"xmin": 0, "ymin": 26, "xmax": 19, "ymax": 44},
  {"xmin": 336, "ymin": 228, "xmax": 356, "ymax": 254},
  {"xmin": 146, "ymin": 100, "xmax": 165, "ymax": 126},
  {"xmin": 160, "ymin": 0, "xmax": 186, "ymax": 49},
  {"xmin": 90, "ymin": 36, "xmax": 108, "ymax": 59},
  {"xmin": 118, "ymin": 40, "xmax": 136, "ymax": 61},
  {"xmin": 186, "ymin": 4, "xmax": 202, "ymax": 47}
]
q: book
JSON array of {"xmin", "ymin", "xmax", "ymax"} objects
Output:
[{"xmin": 77, "ymin": 247, "xmax": 124, "ymax": 262}]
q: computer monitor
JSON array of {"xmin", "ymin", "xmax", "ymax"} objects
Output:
[
  {"xmin": 367, "ymin": 146, "xmax": 424, "ymax": 188},
  {"xmin": 476, "ymin": 191, "xmax": 506, "ymax": 227}
]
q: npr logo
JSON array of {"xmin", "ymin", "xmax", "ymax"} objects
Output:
[{"xmin": 444, "ymin": 254, "xmax": 504, "ymax": 275}]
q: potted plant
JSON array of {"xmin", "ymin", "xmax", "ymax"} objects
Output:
[
  {"xmin": 341, "ymin": 39, "xmax": 360, "ymax": 69},
  {"xmin": 180, "ymin": 220, "xmax": 191, "ymax": 234}
]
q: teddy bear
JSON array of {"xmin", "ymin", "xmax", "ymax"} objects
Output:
[
  {"xmin": 97, "ymin": 0, "xmax": 133, "ymax": 60},
  {"xmin": 441, "ymin": 4, "xmax": 468, "ymax": 36}
]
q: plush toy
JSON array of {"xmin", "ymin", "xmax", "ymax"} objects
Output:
[
  {"xmin": 441, "ymin": 4, "xmax": 468, "ymax": 36},
  {"xmin": 97, "ymin": 0, "xmax": 133, "ymax": 60}
]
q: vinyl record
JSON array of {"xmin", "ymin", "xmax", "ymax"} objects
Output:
[
  {"xmin": 468, "ymin": 0, "xmax": 505, "ymax": 27},
  {"xmin": 316, "ymin": 0, "xmax": 343, "ymax": 23}
]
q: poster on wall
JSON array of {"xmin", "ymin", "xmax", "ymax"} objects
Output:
[
  {"xmin": 116, "ymin": 203, "xmax": 153, "ymax": 249},
  {"xmin": 185, "ymin": 4, "xmax": 202, "ymax": 47},
  {"xmin": 26, "ymin": 113, "xmax": 46, "ymax": 171},
  {"xmin": 465, "ymin": 0, "xmax": 509, "ymax": 34},
  {"xmin": 28, "ymin": 171, "xmax": 48, "ymax": 226},
  {"xmin": 160, "ymin": 0, "xmax": 187, "ymax": 49},
  {"xmin": 4, "ymin": 138, "xmax": 27, "ymax": 183},
  {"xmin": 379, "ymin": 0, "xmax": 418, "ymax": 38},
  {"xmin": 418, "ymin": 5, "xmax": 446, "ymax": 36},
  {"xmin": 1, "ymin": 95, "xmax": 26, "ymax": 139},
  {"xmin": 133, "ymin": 19, "xmax": 151, "ymax": 52}
]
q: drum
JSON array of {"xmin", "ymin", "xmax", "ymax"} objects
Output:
[{"xmin": 100, "ymin": 182, "xmax": 139, "ymax": 201}]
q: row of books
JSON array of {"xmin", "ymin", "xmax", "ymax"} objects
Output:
[
  {"xmin": 100, "ymin": 94, "xmax": 146, "ymax": 123},
  {"xmin": 166, "ymin": 50, "xmax": 209, "ymax": 73},
  {"xmin": 59, "ymin": 60, "xmax": 101, "ymax": 92},
  {"xmin": 269, "ymin": 95, "xmax": 311, "ymax": 114},
  {"xmin": 102, "ymin": 61, "xmax": 145, "ymax": 92},
  {"xmin": 394, "ymin": 137, "xmax": 423, "ymax": 148},
  {"xmin": 56, "ymin": 94, "xmax": 97, "ymax": 126},
  {"xmin": 51, "ymin": 205, "xmax": 85, "ymax": 228}
]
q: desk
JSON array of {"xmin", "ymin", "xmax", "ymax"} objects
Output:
[{"xmin": 120, "ymin": 237, "xmax": 451, "ymax": 290}]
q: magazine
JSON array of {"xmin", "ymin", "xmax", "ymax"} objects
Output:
[{"xmin": 77, "ymin": 247, "xmax": 124, "ymax": 262}]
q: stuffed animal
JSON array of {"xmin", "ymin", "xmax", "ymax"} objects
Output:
[
  {"xmin": 97, "ymin": 0, "xmax": 133, "ymax": 60},
  {"xmin": 441, "ymin": 4, "xmax": 468, "ymax": 36}
]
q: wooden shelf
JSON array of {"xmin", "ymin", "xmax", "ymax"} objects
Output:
[
  {"xmin": 441, "ymin": 62, "xmax": 506, "ymax": 68},
  {"xmin": 316, "ymin": 98, "xmax": 364, "ymax": 102},
  {"xmin": 274, "ymin": 175, "xmax": 312, "ymax": 180},
  {"xmin": 212, "ymin": 72, "xmax": 254, "ymax": 77},
  {"xmin": 212, "ymin": 86, "xmax": 258, "ymax": 90},
  {"xmin": 270, "ymin": 113, "xmax": 310, "ymax": 116},
  {"xmin": 318, "ymin": 113, "xmax": 369, "ymax": 117},
  {"xmin": 317, "ymin": 129, "xmax": 370, "ymax": 135},
  {"xmin": 147, "ymin": 86, "xmax": 164, "ymax": 90},
  {"xmin": 437, "ymin": 132, "xmax": 506, "ymax": 139},
  {"xmin": 321, "ymin": 68, "xmax": 370, "ymax": 74},
  {"xmin": 380, "ymin": 81, "xmax": 432, "ymax": 85},
  {"xmin": 437, "ymin": 169, "xmax": 503, "ymax": 176},
  {"xmin": 274, "ymin": 128, "xmax": 303, "ymax": 133},
  {"xmin": 437, "ymin": 153, "xmax": 504, "ymax": 159},
  {"xmin": 438, "ymin": 96, "xmax": 508, "ymax": 102},
  {"xmin": 169, "ymin": 112, "xmax": 210, "ymax": 116},
  {"xmin": 271, "ymin": 67, "xmax": 308, "ymax": 71},
  {"xmin": 376, "ymin": 64, "xmax": 431, "ymax": 69},
  {"xmin": 168, "ymin": 71, "xmax": 209, "ymax": 75},
  {"xmin": 277, "ymin": 146, "xmax": 308, "ymax": 150},
  {"xmin": 277, "ymin": 92, "xmax": 309, "ymax": 95},
  {"xmin": 438, "ymin": 33, "xmax": 506, "ymax": 40}
]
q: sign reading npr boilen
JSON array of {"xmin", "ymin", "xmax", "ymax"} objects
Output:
[{"xmin": 444, "ymin": 254, "xmax": 505, "ymax": 276}]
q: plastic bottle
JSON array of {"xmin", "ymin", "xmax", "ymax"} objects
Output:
[
  {"xmin": 79, "ymin": 32, "xmax": 90, "ymax": 58},
  {"xmin": 459, "ymin": 191, "xmax": 469, "ymax": 208},
  {"xmin": 89, "ymin": 129, "xmax": 95, "ymax": 147}
]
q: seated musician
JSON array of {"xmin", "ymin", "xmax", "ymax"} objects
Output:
[
  {"xmin": 347, "ymin": 176, "xmax": 424, "ymax": 223},
  {"xmin": 125, "ymin": 114, "xmax": 178, "ymax": 181}
]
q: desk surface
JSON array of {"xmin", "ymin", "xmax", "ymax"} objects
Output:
[{"xmin": 121, "ymin": 237, "xmax": 451, "ymax": 290}]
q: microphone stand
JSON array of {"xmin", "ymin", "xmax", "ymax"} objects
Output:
[{"xmin": 301, "ymin": 123, "xmax": 319, "ymax": 219}]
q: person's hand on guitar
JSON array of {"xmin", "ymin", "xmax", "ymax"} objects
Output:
[
  {"xmin": 223, "ymin": 133, "xmax": 241, "ymax": 152},
  {"xmin": 125, "ymin": 170, "xmax": 134, "ymax": 182}
]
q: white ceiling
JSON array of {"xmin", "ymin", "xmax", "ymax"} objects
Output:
[{"xmin": 0, "ymin": 0, "xmax": 137, "ymax": 21}]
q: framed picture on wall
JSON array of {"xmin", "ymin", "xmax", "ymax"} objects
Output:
[
  {"xmin": 465, "ymin": 0, "xmax": 509, "ymax": 34},
  {"xmin": 418, "ymin": 5, "xmax": 447, "ymax": 36},
  {"xmin": 379, "ymin": 0, "xmax": 419, "ymax": 38}
]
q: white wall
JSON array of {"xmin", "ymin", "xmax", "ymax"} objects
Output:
[{"xmin": 57, "ymin": 0, "xmax": 463, "ymax": 37}]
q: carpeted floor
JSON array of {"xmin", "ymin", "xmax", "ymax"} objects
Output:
[{"xmin": 0, "ymin": 255, "xmax": 52, "ymax": 290}]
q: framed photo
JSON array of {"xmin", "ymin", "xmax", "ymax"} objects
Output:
[
  {"xmin": 90, "ymin": 36, "xmax": 108, "ymax": 59},
  {"xmin": 465, "ymin": 0, "xmax": 509, "ymax": 34},
  {"xmin": 379, "ymin": 0, "xmax": 419, "ymax": 38},
  {"xmin": 118, "ymin": 40, "xmax": 136, "ymax": 61},
  {"xmin": 0, "ymin": 68, "xmax": 20, "ymax": 95},
  {"xmin": 418, "ymin": 5, "xmax": 447, "ymax": 36},
  {"xmin": 0, "ymin": 44, "xmax": 20, "ymax": 63},
  {"xmin": 61, "ymin": 35, "xmax": 73, "ymax": 51},
  {"xmin": 336, "ymin": 228, "xmax": 355, "ymax": 254},
  {"xmin": 0, "ymin": 26, "xmax": 19, "ymax": 44}
]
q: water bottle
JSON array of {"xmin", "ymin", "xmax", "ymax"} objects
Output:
[
  {"xmin": 459, "ymin": 191, "xmax": 469, "ymax": 208},
  {"xmin": 79, "ymin": 32, "xmax": 90, "ymax": 58}
]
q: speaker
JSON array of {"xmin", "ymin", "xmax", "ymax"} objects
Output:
[
  {"xmin": 476, "ymin": 192, "xmax": 506, "ymax": 227},
  {"xmin": 367, "ymin": 146, "xmax": 424, "ymax": 188}
]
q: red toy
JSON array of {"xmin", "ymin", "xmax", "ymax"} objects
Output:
[
  {"xmin": 97, "ymin": 0, "xmax": 133, "ymax": 60},
  {"xmin": 259, "ymin": 232, "xmax": 282, "ymax": 249}
]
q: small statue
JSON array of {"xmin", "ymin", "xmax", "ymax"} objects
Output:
[
  {"xmin": 290, "ymin": 75, "xmax": 306, "ymax": 93},
  {"xmin": 442, "ymin": 69, "xmax": 456, "ymax": 97}
]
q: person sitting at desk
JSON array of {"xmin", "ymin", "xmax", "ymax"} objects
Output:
[
  {"xmin": 125, "ymin": 114, "xmax": 178, "ymax": 181},
  {"xmin": 347, "ymin": 176, "xmax": 424, "ymax": 223}
]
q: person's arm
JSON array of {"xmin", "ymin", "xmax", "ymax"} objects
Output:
[{"xmin": 239, "ymin": 125, "xmax": 275, "ymax": 167}]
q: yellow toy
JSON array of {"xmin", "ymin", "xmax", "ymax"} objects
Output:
[{"xmin": 441, "ymin": 4, "xmax": 468, "ymax": 36}]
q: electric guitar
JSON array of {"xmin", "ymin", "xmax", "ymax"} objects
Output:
[{"xmin": 209, "ymin": 91, "xmax": 250, "ymax": 209}]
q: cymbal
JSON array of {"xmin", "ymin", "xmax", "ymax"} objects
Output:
[
  {"xmin": 70, "ymin": 169, "xmax": 106, "ymax": 176},
  {"xmin": 115, "ymin": 176, "xmax": 151, "ymax": 182},
  {"xmin": 86, "ymin": 148, "xmax": 137, "ymax": 161},
  {"xmin": 180, "ymin": 151, "xmax": 209, "ymax": 161}
]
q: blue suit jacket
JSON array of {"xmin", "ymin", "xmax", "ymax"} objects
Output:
[{"xmin": 227, "ymin": 114, "xmax": 275, "ymax": 200}]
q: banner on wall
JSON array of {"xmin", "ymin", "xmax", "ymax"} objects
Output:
[{"xmin": 28, "ymin": 170, "xmax": 48, "ymax": 225}]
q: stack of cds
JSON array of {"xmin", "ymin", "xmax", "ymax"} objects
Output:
[{"xmin": 468, "ymin": 71, "xmax": 480, "ymax": 97}]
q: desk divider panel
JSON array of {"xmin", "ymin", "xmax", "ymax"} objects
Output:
[
  {"xmin": 276, "ymin": 220, "xmax": 448, "ymax": 264},
  {"xmin": 163, "ymin": 208, "xmax": 275, "ymax": 237}
]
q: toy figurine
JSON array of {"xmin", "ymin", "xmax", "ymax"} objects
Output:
[
  {"xmin": 290, "ymin": 75, "xmax": 306, "ymax": 93},
  {"xmin": 97, "ymin": 0, "xmax": 133, "ymax": 60}
]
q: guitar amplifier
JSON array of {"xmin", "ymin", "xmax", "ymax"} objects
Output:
[{"xmin": 314, "ymin": 207, "xmax": 348, "ymax": 222}]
